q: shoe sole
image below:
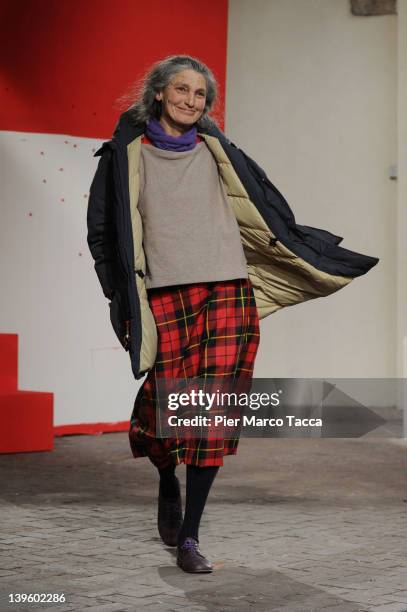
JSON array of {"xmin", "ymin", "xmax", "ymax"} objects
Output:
[{"xmin": 176, "ymin": 560, "xmax": 213, "ymax": 573}]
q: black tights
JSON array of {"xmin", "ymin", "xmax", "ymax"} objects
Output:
[{"xmin": 158, "ymin": 463, "xmax": 219, "ymax": 544}]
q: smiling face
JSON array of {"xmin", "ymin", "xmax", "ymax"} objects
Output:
[{"xmin": 155, "ymin": 69, "xmax": 207, "ymax": 135}]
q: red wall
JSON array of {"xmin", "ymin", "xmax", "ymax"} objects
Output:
[{"xmin": 0, "ymin": 0, "xmax": 228, "ymax": 138}]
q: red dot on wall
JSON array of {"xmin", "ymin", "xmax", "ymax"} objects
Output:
[
  {"xmin": 42, "ymin": 179, "xmax": 47, "ymax": 183},
  {"xmin": 28, "ymin": 212, "xmax": 32, "ymax": 217},
  {"xmin": 59, "ymin": 168, "xmax": 64, "ymax": 171},
  {"xmin": 60, "ymin": 198, "xmax": 65, "ymax": 202}
]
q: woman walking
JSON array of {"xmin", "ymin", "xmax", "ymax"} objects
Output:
[
  {"xmin": 87, "ymin": 54, "xmax": 378, "ymax": 575},
  {"xmin": 126, "ymin": 56, "xmax": 260, "ymax": 573}
]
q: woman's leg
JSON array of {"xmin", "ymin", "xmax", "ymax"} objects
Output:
[
  {"xmin": 176, "ymin": 465, "xmax": 219, "ymax": 573},
  {"xmin": 178, "ymin": 465, "xmax": 219, "ymax": 543},
  {"xmin": 157, "ymin": 462, "xmax": 183, "ymax": 547},
  {"xmin": 158, "ymin": 463, "xmax": 179, "ymax": 499},
  {"xmin": 157, "ymin": 462, "xmax": 219, "ymax": 553}
]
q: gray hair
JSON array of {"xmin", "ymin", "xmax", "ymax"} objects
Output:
[{"xmin": 121, "ymin": 54, "xmax": 220, "ymax": 129}]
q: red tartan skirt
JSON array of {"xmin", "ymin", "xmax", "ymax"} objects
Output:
[{"xmin": 128, "ymin": 277, "xmax": 260, "ymax": 468}]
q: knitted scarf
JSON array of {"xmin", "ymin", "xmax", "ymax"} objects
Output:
[{"xmin": 145, "ymin": 117, "xmax": 197, "ymax": 152}]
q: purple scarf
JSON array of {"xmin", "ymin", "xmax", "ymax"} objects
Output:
[{"xmin": 145, "ymin": 117, "xmax": 197, "ymax": 152}]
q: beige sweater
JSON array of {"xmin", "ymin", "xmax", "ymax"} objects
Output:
[{"xmin": 138, "ymin": 142, "xmax": 248, "ymax": 289}]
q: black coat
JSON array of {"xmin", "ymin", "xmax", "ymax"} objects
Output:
[{"xmin": 87, "ymin": 111, "xmax": 379, "ymax": 380}]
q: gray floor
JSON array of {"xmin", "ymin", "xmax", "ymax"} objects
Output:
[{"xmin": 1, "ymin": 434, "xmax": 406, "ymax": 612}]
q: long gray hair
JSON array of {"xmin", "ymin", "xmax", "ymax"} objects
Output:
[{"xmin": 121, "ymin": 55, "xmax": 220, "ymax": 129}]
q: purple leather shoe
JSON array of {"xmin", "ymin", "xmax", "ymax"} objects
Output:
[
  {"xmin": 177, "ymin": 537, "xmax": 213, "ymax": 573},
  {"xmin": 157, "ymin": 481, "xmax": 183, "ymax": 547}
]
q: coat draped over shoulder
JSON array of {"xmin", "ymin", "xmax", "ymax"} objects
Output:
[{"xmin": 87, "ymin": 112, "xmax": 379, "ymax": 380}]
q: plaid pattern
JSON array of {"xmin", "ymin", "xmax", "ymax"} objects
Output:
[{"xmin": 128, "ymin": 278, "xmax": 260, "ymax": 468}]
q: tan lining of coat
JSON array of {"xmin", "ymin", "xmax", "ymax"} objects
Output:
[
  {"xmin": 199, "ymin": 133, "xmax": 353, "ymax": 318},
  {"xmin": 128, "ymin": 137, "xmax": 157, "ymax": 373},
  {"xmin": 127, "ymin": 133, "xmax": 353, "ymax": 374}
]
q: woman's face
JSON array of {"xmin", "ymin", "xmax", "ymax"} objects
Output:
[{"xmin": 155, "ymin": 69, "xmax": 207, "ymax": 129}]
